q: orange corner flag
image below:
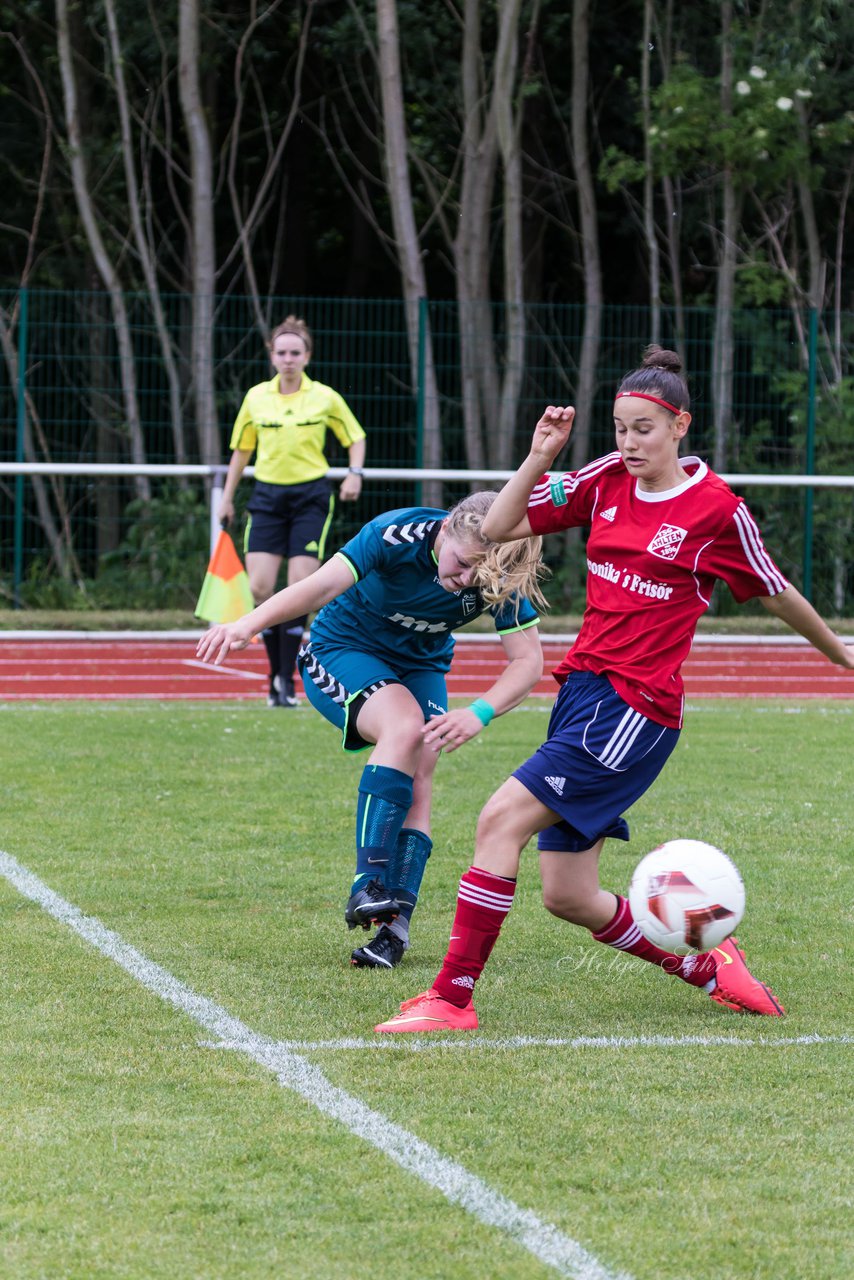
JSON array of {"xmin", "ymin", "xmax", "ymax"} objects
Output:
[{"xmin": 194, "ymin": 530, "xmax": 255, "ymax": 624}]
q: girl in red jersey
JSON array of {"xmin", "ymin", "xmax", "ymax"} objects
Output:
[{"xmin": 376, "ymin": 346, "xmax": 854, "ymax": 1033}]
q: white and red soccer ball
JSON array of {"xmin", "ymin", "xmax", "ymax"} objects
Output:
[{"xmin": 628, "ymin": 839, "xmax": 745, "ymax": 955}]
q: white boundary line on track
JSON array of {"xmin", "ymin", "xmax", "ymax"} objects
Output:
[
  {"xmin": 0, "ymin": 849, "xmax": 629, "ymax": 1280},
  {"xmin": 181, "ymin": 659, "xmax": 266, "ymax": 680}
]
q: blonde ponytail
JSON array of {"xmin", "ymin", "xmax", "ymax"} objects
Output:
[{"xmin": 443, "ymin": 491, "xmax": 549, "ymax": 616}]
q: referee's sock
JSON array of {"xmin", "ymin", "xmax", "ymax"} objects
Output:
[
  {"xmin": 279, "ymin": 616, "xmax": 307, "ymax": 690},
  {"xmin": 351, "ymin": 765, "xmax": 414, "ymax": 893},
  {"xmin": 261, "ymin": 625, "xmax": 281, "ymax": 682}
]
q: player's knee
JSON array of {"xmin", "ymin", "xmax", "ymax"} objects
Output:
[
  {"xmin": 249, "ymin": 578, "xmax": 274, "ymax": 604},
  {"xmin": 376, "ymin": 708, "xmax": 424, "ymax": 758},
  {"xmin": 476, "ymin": 789, "xmax": 518, "ymax": 843},
  {"xmin": 542, "ymin": 884, "xmax": 595, "ymax": 925}
]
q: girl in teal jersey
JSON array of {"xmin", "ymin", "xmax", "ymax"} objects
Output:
[{"xmin": 197, "ymin": 492, "xmax": 547, "ymax": 970}]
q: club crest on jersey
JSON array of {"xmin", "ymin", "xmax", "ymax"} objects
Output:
[
  {"xmin": 461, "ymin": 592, "xmax": 478, "ymax": 615},
  {"xmin": 647, "ymin": 522, "xmax": 688, "ymax": 560}
]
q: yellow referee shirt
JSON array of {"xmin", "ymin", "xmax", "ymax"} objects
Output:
[{"xmin": 229, "ymin": 373, "xmax": 366, "ymax": 485}]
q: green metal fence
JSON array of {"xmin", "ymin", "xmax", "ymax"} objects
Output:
[{"xmin": 1, "ymin": 290, "xmax": 852, "ymax": 616}]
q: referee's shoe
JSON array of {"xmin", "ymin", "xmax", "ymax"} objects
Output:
[{"xmin": 267, "ymin": 674, "xmax": 298, "ymax": 708}]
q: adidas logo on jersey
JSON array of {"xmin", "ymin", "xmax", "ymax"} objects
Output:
[
  {"xmin": 545, "ymin": 775, "xmax": 566, "ymax": 796},
  {"xmin": 600, "ymin": 505, "xmax": 617, "ymax": 522}
]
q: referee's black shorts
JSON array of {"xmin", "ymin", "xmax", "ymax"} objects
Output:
[{"xmin": 245, "ymin": 478, "xmax": 335, "ymax": 559}]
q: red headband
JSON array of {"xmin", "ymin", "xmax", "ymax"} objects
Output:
[{"xmin": 615, "ymin": 390, "xmax": 682, "ymax": 416}]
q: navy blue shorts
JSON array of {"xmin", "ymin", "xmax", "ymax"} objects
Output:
[
  {"xmin": 245, "ymin": 478, "xmax": 335, "ymax": 559},
  {"xmin": 513, "ymin": 671, "xmax": 679, "ymax": 852},
  {"xmin": 297, "ymin": 640, "xmax": 448, "ymax": 752}
]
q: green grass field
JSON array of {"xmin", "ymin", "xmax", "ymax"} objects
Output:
[{"xmin": 1, "ymin": 699, "xmax": 851, "ymax": 1280}]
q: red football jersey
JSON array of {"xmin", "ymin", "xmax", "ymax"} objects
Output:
[{"xmin": 527, "ymin": 452, "xmax": 789, "ymax": 727}]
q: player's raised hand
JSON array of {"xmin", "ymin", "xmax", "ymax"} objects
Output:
[
  {"xmin": 196, "ymin": 620, "xmax": 254, "ymax": 665},
  {"xmin": 530, "ymin": 406, "xmax": 574, "ymax": 464}
]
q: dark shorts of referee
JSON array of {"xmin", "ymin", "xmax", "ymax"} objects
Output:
[
  {"xmin": 512, "ymin": 670, "xmax": 680, "ymax": 853},
  {"xmin": 245, "ymin": 477, "xmax": 335, "ymax": 559}
]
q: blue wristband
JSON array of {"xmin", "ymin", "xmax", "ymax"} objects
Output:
[{"xmin": 469, "ymin": 698, "xmax": 495, "ymax": 727}]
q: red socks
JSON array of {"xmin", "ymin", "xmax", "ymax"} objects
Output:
[
  {"xmin": 593, "ymin": 895, "xmax": 717, "ymax": 987},
  {"xmin": 433, "ymin": 867, "xmax": 516, "ymax": 1007},
  {"xmin": 434, "ymin": 882, "xmax": 716, "ymax": 1011}
]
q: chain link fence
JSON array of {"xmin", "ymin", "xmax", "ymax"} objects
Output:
[{"xmin": 1, "ymin": 291, "xmax": 852, "ymax": 615}]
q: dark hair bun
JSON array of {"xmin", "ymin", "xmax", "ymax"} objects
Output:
[{"xmin": 640, "ymin": 345, "xmax": 682, "ymax": 374}]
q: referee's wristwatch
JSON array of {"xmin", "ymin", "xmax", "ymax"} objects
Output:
[{"xmin": 348, "ymin": 467, "xmax": 364, "ymax": 476}]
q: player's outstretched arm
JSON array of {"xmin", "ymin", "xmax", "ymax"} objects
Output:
[
  {"xmin": 760, "ymin": 585, "xmax": 854, "ymax": 669},
  {"xmin": 196, "ymin": 556, "xmax": 356, "ymax": 666},
  {"xmin": 422, "ymin": 626, "xmax": 543, "ymax": 752},
  {"xmin": 482, "ymin": 406, "xmax": 575, "ymax": 543}
]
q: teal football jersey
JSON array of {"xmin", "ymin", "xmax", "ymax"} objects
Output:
[{"xmin": 309, "ymin": 507, "xmax": 538, "ymax": 672}]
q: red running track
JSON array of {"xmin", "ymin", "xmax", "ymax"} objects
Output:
[{"xmin": 1, "ymin": 636, "xmax": 854, "ymax": 701}]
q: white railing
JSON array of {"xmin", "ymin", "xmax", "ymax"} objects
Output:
[{"xmin": 4, "ymin": 462, "xmax": 854, "ymax": 554}]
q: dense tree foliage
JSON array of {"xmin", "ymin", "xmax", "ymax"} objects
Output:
[
  {"xmin": 2, "ymin": 0, "xmax": 853, "ymax": 610},
  {"xmin": 2, "ymin": 0, "xmax": 850, "ymax": 307}
]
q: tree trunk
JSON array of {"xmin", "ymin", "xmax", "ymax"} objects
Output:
[
  {"xmin": 654, "ymin": 1, "xmax": 685, "ymax": 353},
  {"xmin": 454, "ymin": 0, "xmax": 497, "ymax": 475},
  {"xmin": 794, "ymin": 100, "xmax": 824, "ymax": 313},
  {"xmin": 569, "ymin": 0, "xmax": 602, "ymax": 472},
  {"xmin": 178, "ymin": 0, "xmax": 218, "ymax": 465},
  {"xmin": 641, "ymin": 0, "xmax": 661, "ymax": 342},
  {"xmin": 55, "ymin": 0, "xmax": 150, "ymax": 500},
  {"xmin": 494, "ymin": 0, "xmax": 529, "ymax": 470},
  {"xmin": 711, "ymin": 0, "xmax": 737, "ymax": 472},
  {"xmin": 224, "ymin": 0, "xmax": 314, "ymax": 338},
  {"xmin": 104, "ymin": 0, "xmax": 186, "ymax": 468},
  {"xmin": 455, "ymin": 0, "xmax": 532, "ymax": 475},
  {"xmin": 375, "ymin": 0, "xmax": 443, "ymax": 506},
  {"xmin": 89, "ymin": 290, "xmax": 122, "ymax": 560},
  {"xmin": 0, "ymin": 303, "xmax": 80, "ymax": 581}
]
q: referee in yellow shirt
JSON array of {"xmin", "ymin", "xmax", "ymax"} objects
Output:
[{"xmin": 218, "ymin": 315, "xmax": 367, "ymax": 706}]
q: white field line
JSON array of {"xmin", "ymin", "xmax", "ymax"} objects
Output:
[
  {"xmin": 270, "ymin": 1032, "xmax": 853, "ymax": 1053},
  {"xmin": 0, "ymin": 850, "xmax": 629, "ymax": 1280}
]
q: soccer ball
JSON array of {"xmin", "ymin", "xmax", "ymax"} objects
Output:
[{"xmin": 628, "ymin": 839, "xmax": 745, "ymax": 955}]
